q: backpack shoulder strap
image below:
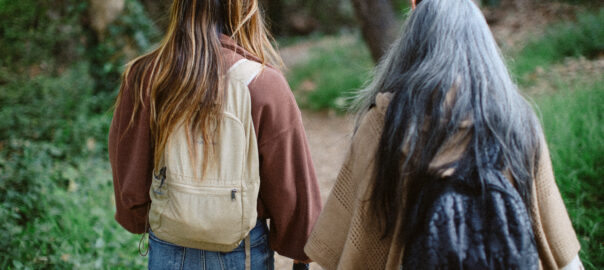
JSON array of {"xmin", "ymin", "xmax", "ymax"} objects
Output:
[{"xmin": 227, "ymin": 59, "xmax": 264, "ymax": 86}]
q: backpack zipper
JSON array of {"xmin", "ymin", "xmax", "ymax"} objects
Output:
[
  {"xmin": 231, "ymin": 189, "xmax": 237, "ymax": 201},
  {"xmin": 152, "ymin": 167, "xmax": 167, "ymax": 195}
]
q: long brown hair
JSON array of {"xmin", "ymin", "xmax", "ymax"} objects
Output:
[{"xmin": 117, "ymin": 0, "xmax": 282, "ymax": 172}]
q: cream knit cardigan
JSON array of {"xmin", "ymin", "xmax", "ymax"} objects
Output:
[{"xmin": 304, "ymin": 93, "xmax": 580, "ymax": 270}]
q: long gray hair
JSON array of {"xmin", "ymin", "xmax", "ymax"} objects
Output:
[{"xmin": 357, "ymin": 0, "xmax": 543, "ymax": 241}]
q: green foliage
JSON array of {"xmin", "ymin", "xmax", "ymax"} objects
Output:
[
  {"xmin": 512, "ymin": 8, "xmax": 604, "ymax": 82},
  {"xmin": 0, "ymin": 0, "xmax": 159, "ymax": 268},
  {"xmin": 535, "ymin": 80, "xmax": 604, "ymax": 269},
  {"xmin": 88, "ymin": 0, "xmax": 160, "ymax": 93},
  {"xmin": 391, "ymin": 0, "xmax": 411, "ymax": 13},
  {"xmin": 0, "ymin": 63, "xmax": 147, "ymax": 269},
  {"xmin": 265, "ymin": 0, "xmax": 356, "ymax": 35},
  {"xmin": 0, "ymin": 0, "xmax": 88, "ymax": 69},
  {"xmin": 0, "ymin": 0, "xmax": 159, "ymax": 93},
  {"xmin": 302, "ymin": 0, "xmax": 356, "ymax": 34},
  {"xmin": 0, "ymin": 63, "xmax": 95, "ymax": 144},
  {"xmin": 559, "ymin": 0, "xmax": 603, "ymax": 5},
  {"xmin": 287, "ymin": 35, "xmax": 373, "ymax": 111}
]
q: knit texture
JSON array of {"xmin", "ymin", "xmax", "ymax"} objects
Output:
[{"xmin": 304, "ymin": 93, "xmax": 580, "ymax": 270}]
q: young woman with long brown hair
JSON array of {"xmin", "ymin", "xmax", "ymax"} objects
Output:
[{"xmin": 109, "ymin": 1, "xmax": 321, "ymax": 269}]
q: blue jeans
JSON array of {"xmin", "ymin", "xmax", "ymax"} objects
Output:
[{"xmin": 148, "ymin": 220, "xmax": 274, "ymax": 270}]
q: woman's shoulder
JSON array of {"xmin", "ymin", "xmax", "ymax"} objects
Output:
[
  {"xmin": 248, "ymin": 64, "xmax": 296, "ymax": 111},
  {"xmin": 345, "ymin": 92, "xmax": 394, "ymax": 158},
  {"xmin": 220, "ymin": 43, "xmax": 290, "ymax": 97},
  {"xmin": 356, "ymin": 92, "xmax": 393, "ymax": 135},
  {"xmin": 375, "ymin": 92, "xmax": 393, "ymax": 115}
]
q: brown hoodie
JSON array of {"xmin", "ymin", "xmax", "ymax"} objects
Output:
[{"xmin": 108, "ymin": 35, "xmax": 322, "ymax": 261}]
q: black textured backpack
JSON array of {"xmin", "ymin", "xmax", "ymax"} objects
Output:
[{"xmin": 401, "ymin": 144, "xmax": 539, "ymax": 270}]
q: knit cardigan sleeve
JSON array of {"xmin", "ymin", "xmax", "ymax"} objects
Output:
[
  {"xmin": 530, "ymin": 136, "xmax": 581, "ymax": 269},
  {"xmin": 305, "ymin": 93, "xmax": 397, "ymax": 270}
]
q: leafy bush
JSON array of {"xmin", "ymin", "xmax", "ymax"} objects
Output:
[
  {"xmin": 0, "ymin": 0, "xmax": 159, "ymax": 268},
  {"xmin": 0, "ymin": 0, "xmax": 159, "ymax": 93},
  {"xmin": 87, "ymin": 0, "xmax": 160, "ymax": 93},
  {"xmin": 0, "ymin": 63, "xmax": 147, "ymax": 269},
  {"xmin": 512, "ymin": 8, "xmax": 604, "ymax": 80},
  {"xmin": 0, "ymin": 0, "xmax": 87, "ymax": 70}
]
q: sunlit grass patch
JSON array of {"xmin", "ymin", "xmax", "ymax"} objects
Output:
[
  {"xmin": 286, "ymin": 34, "xmax": 373, "ymax": 111},
  {"xmin": 511, "ymin": 8, "xmax": 604, "ymax": 83}
]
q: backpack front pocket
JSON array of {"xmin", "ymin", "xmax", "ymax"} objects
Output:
[{"xmin": 159, "ymin": 181, "xmax": 245, "ymax": 247}]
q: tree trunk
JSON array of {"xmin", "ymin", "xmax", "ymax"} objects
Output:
[{"xmin": 350, "ymin": 0, "xmax": 398, "ymax": 62}]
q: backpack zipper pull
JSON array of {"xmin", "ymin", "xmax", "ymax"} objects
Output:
[{"xmin": 231, "ymin": 189, "xmax": 237, "ymax": 201}]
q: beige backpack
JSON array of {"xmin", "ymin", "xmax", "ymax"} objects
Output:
[{"xmin": 148, "ymin": 59, "xmax": 263, "ymax": 254}]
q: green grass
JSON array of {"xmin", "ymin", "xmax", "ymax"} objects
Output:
[
  {"xmin": 511, "ymin": 8, "xmax": 604, "ymax": 82},
  {"xmin": 535, "ymin": 80, "xmax": 604, "ymax": 269},
  {"xmin": 286, "ymin": 34, "xmax": 373, "ymax": 111}
]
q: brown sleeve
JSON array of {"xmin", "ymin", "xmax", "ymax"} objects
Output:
[
  {"xmin": 108, "ymin": 80, "xmax": 153, "ymax": 234},
  {"xmin": 248, "ymin": 67, "xmax": 322, "ymax": 261}
]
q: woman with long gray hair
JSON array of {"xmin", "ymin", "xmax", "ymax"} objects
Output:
[{"xmin": 304, "ymin": 0, "xmax": 582, "ymax": 269}]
